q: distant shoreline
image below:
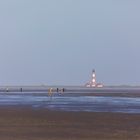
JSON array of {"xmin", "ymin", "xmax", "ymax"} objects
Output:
[{"xmin": 0, "ymin": 86, "xmax": 140, "ymax": 98}]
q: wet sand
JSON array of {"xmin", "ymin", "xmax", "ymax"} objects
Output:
[{"xmin": 0, "ymin": 106, "xmax": 140, "ymax": 140}]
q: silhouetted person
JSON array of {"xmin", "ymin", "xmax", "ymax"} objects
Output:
[
  {"xmin": 56, "ymin": 88, "xmax": 59, "ymax": 93},
  {"xmin": 60, "ymin": 88, "xmax": 65, "ymax": 94},
  {"xmin": 62, "ymin": 88, "xmax": 65, "ymax": 93},
  {"xmin": 6, "ymin": 88, "xmax": 9, "ymax": 92}
]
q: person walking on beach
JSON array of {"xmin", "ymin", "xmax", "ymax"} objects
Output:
[
  {"xmin": 60, "ymin": 88, "xmax": 65, "ymax": 94},
  {"xmin": 62, "ymin": 88, "xmax": 65, "ymax": 93},
  {"xmin": 6, "ymin": 88, "xmax": 9, "ymax": 92},
  {"xmin": 48, "ymin": 88, "xmax": 53, "ymax": 97},
  {"xmin": 56, "ymin": 88, "xmax": 59, "ymax": 93}
]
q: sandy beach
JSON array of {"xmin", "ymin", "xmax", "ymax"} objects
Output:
[{"xmin": 0, "ymin": 106, "xmax": 139, "ymax": 140}]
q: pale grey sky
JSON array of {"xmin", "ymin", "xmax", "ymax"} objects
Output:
[{"xmin": 0, "ymin": 0, "xmax": 140, "ymax": 85}]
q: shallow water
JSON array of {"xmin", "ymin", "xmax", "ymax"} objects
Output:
[{"xmin": 0, "ymin": 94, "xmax": 140, "ymax": 113}]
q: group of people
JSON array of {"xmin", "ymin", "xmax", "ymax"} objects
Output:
[
  {"xmin": 48, "ymin": 88, "xmax": 65, "ymax": 96},
  {"xmin": 5, "ymin": 87, "xmax": 65, "ymax": 97}
]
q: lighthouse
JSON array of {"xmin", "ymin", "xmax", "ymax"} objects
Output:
[
  {"xmin": 85, "ymin": 69, "xmax": 103, "ymax": 88},
  {"xmin": 91, "ymin": 69, "xmax": 96, "ymax": 87}
]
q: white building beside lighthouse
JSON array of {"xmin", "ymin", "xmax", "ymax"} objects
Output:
[{"xmin": 85, "ymin": 69, "xmax": 103, "ymax": 88}]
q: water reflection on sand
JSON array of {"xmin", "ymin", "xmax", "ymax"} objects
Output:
[{"xmin": 0, "ymin": 94, "xmax": 140, "ymax": 113}]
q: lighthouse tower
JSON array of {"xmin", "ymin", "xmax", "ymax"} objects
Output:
[
  {"xmin": 85, "ymin": 69, "xmax": 103, "ymax": 88},
  {"xmin": 91, "ymin": 69, "xmax": 96, "ymax": 87}
]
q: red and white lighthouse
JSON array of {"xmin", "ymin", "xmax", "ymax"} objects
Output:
[
  {"xmin": 85, "ymin": 69, "xmax": 103, "ymax": 88},
  {"xmin": 91, "ymin": 69, "xmax": 96, "ymax": 87}
]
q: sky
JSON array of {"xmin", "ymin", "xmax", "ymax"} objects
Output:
[{"xmin": 0, "ymin": 0, "xmax": 140, "ymax": 86}]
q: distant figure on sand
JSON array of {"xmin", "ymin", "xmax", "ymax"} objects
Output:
[
  {"xmin": 60, "ymin": 88, "xmax": 65, "ymax": 94},
  {"xmin": 56, "ymin": 88, "xmax": 59, "ymax": 93},
  {"xmin": 62, "ymin": 88, "xmax": 65, "ymax": 93},
  {"xmin": 6, "ymin": 88, "xmax": 9, "ymax": 92},
  {"xmin": 48, "ymin": 88, "xmax": 53, "ymax": 97}
]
